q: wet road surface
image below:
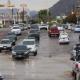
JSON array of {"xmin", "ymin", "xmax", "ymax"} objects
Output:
[{"xmin": 0, "ymin": 29, "xmax": 79, "ymax": 80}]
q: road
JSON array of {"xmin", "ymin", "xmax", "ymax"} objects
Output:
[{"xmin": 0, "ymin": 28, "xmax": 79, "ymax": 80}]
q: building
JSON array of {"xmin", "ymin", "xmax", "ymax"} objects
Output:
[{"xmin": 0, "ymin": 0, "xmax": 28, "ymax": 27}]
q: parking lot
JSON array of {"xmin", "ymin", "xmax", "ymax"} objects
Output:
[{"xmin": 0, "ymin": 28, "xmax": 79, "ymax": 80}]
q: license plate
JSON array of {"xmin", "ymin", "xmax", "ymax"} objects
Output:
[
  {"xmin": 18, "ymin": 55, "xmax": 22, "ymax": 57},
  {"xmin": 4, "ymin": 47, "xmax": 7, "ymax": 49}
]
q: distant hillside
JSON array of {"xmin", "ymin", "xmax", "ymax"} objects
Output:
[{"xmin": 49, "ymin": 0, "xmax": 76, "ymax": 17}]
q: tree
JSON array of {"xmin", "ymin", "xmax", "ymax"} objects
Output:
[
  {"xmin": 38, "ymin": 9, "xmax": 51, "ymax": 23},
  {"xmin": 63, "ymin": 13, "xmax": 77, "ymax": 24}
]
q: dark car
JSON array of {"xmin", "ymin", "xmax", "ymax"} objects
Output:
[
  {"xmin": 12, "ymin": 45, "xmax": 30, "ymax": 59},
  {"xmin": 30, "ymin": 24, "xmax": 40, "ymax": 32},
  {"xmin": 28, "ymin": 33, "xmax": 40, "ymax": 42},
  {"xmin": 48, "ymin": 26, "xmax": 60, "ymax": 37},
  {"xmin": 5, "ymin": 36, "xmax": 16, "ymax": 45},
  {"xmin": 7, "ymin": 32, "xmax": 17, "ymax": 40}
]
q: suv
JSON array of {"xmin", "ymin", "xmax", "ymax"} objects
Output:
[
  {"xmin": 0, "ymin": 39, "xmax": 13, "ymax": 52},
  {"xmin": 12, "ymin": 45, "xmax": 30, "ymax": 59},
  {"xmin": 7, "ymin": 32, "xmax": 17, "ymax": 40},
  {"xmin": 48, "ymin": 26, "xmax": 60, "ymax": 37},
  {"xmin": 5, "ymin": 36, "xmax": 16, "ymax": 45},
  {"xmin": 71, "ymin": 44, "xmax": 80, "ymax": 60},
  {"xmin": 22, "ymin": 39, "xmax": 37, "ymax": 56},
  {"xmin": 11, "ymin": 26, "xmax": 21, "ymax": 35}
]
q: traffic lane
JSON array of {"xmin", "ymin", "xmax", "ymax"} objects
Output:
[{"xmin": 0, "ymin": 30, "xmax": 78, "ymax": 80}]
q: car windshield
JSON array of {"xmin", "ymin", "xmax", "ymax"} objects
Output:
[
  {"xmin": 60, "ymin": 35, "xmax": 68, "ymax": 39},
  {"xmin": 13, "ymin": 27, "xmax": 19, "ymax": 29},
  {"xmin": 76, "ymin": 55, "xmax": 80, "ymax": 61},
  {"xmin": 1, "ymin": 40, "xmax": 10, "ymax": 44},
  {"xmin": 76, "ymin": 26, "xmax": 80, "ymax": 28},
  {"xmin": 8, "ymin": 32, "xmax": 15, "ymax": 35},
  {"xmin": 13, "ymin": 45, "xmax": 27, "ymax": 51},
  {"xmin": 31, "ymin": 25, "xmax": 39, "ymax": 29},
  {"xmin": 30, "ymin": 30, "xmax": 38, "ymax": 33},
  {"xmin": 23, "ymin": 41, "xmax": 34, "ymax": 45}
]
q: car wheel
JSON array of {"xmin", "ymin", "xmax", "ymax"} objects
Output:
[
  {"xmin": 12, "ymin": 42, "xmax": 15, "ymax": 45},
  {"xmin": 9, "ymin": 48, "xmax": 12, "ymax": 51},
  {"xmin": 34, "ymin": 51, "xmax": 37, "ymax": 56},
  {"xmin": 0, "ymin": 50, "xmax": 2, "ymax": 53}
]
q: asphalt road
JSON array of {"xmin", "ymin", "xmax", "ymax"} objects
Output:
[{"xmin": 0, "ymin": 28, "xmax": 80, "ymax": 80}]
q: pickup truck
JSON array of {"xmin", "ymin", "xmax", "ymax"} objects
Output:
[{"xmin": 48, "ymin": 26, "xmax": 60, "ymax": 37}]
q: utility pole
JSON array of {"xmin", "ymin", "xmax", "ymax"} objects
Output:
[
  {"xmin": 20, "ymin": 3, "xmax": 27, "ymax": 23},
  {"xmin": 75, "ymin": 0, "xmax": 80, "ymax": 24}
]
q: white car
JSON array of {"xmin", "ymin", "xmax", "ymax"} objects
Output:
[
  {"xmin": 59, "ymin": 33, "xmax": 69, "ymax": 44},
  {"xmin": 58, "ymin": 25, "xmax": 64, "ymax": 31},
  {"xmin": 39, "ymin": 24, "xmax": 49, "ymax": 30},
  {"xmin": 74, "ymin": 25, "xmax": 80, "ymax": 32},
  {"xmin": 22, "ymin": 39, "xmax": 37, "ymax": 56},
  {"xmin": 0, "ymin": 39, "xmax": 13, "ymax": 52},
  {"xmin": 60, "ymin": 31, "xmax": 68, "ymax": 36},
  {"xmin": 11, "ymin": 26, "xmax": 21, "ymax": 35}
]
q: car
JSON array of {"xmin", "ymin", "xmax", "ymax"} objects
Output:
[
  {"xmin": 7, "ymin": 32, "xmax": 17, "ymax": 40},
  {"xmin": 39, "ymin": 24, "xmax": 49, "ymax": 30},
  {"xmin": 28, "ymin": 33, "xmax": 40, "ymax": 42},
  {"xmin": 71, "ymin": 44, "xmax": 80, "ymax": 60},
  {"xmin": 22, "ymin": 39, "xmax": 37, "ymax": 56},
  {"xmin": 19, "ymin": 23, "xmax": 27, "ymax": 30},
  {"xmin": 12, "ymin": 45, "xmax": 30, "ymax": 59},
  {"xmin": 0, "ymin": 73, "xmax": 3, "ymax": 80},
  {"xmin": 57, "ymin": 24, "xmax": 64, "ymax": 31},
  {"xmin": 5, "ymin": 36, "xmax": 16, "ymax": 45},
  {"xmin": 59, "ymin": 33, "xmax": 69, "ymax": 44},
  {"xmin": 48, "ymin": 26, "xmax": 60, "ymax": 37},
  {"xmin": 11, "ymin": 26, "xmax": 21, "ymax": 35},
  {"xmin": 60, "ymin": 31, "xmax": 68, "ymax": 36},
  {"xmin": 28, "ymin": 29, "xmax": 40, "ymax": 42},
  {"xmin": 74, "ymin": 25, "xmax": 80, "ymax": 32},
  {"xmin": 28, "ymin": 29, "xmax": 40, "ymax": 35},
  {"xmin": 0, "ymin": 39, "xmax": 13, "ymax": 52},
  {"xmin": 30, "ymin": 24, "xmax": 40, "ymax": 32}
]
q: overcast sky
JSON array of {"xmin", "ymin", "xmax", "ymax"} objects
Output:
[{"xmin": 0, "ymin": 0, "xmax": 59, "ymax": 11}]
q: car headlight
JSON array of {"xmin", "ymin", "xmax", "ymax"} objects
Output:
[
  {"xmin": 12, "ymin": 51, "xmax": 16, "ymax": 54},
  {"xmin": 73, "ymin": 50, "xmax": 76, "ymax": 53}
]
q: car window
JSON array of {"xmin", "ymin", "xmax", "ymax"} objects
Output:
[
  {"xmin": 13, "ymin": 27, "xmax": 20, "ymax": 29},
  {"xmin": 31, "ymin": 25, "xmax": 39, "ymax": 29},
  {"xmin": 13, "ymin": 46, "xmax": 27, "ymax": 50},
  {"xmin": 1, "ymin": 40, "xmax": 10, "ymax": 44},
  {"xmin": 76, "ymin": 26, "xmax": 80, "ymax": 28},
  {"xmin": 23, "ymin": 41, "xmax": 34, "ymax": 45}
]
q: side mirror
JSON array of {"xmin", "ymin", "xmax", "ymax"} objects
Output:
[{"xmin": 70, "ymin": 57, "xmax": 75, "ymax": 61}]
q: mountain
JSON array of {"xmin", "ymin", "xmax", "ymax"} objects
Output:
[
  {"xmin": 29, "ymin": 10, "xmax": 38, "ymax": 17},
  {"xmin": 49, "ymin": 0, "xmax": 76, "ymax": 17},
  {"xmin": 29, "ymin": 10, "xmax": 38, "ymax": 19}
]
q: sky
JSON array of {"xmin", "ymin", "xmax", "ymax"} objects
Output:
[{"xmin": 0, "ymin": 0, "xmax": 59, "ymax": 11}]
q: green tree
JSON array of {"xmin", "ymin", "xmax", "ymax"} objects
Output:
[
  {"xmin": 38, "ymin": 9, "xmax": 50, "ymax": 23},
  {"xmin": 63, "ymin": 13, "xmax": 77, "ymax": 24}
]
